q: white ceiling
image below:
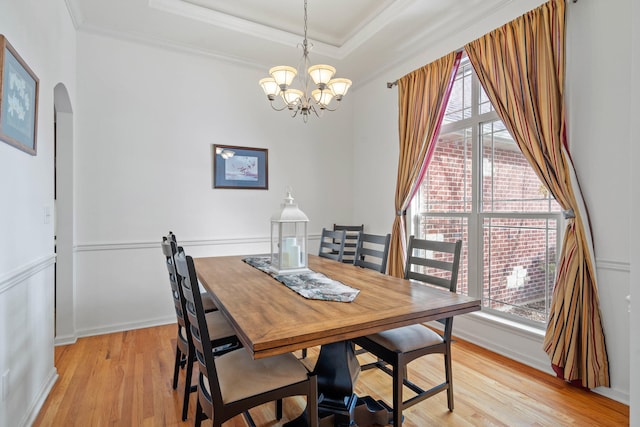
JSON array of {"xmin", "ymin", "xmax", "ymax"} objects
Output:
[{"xmin": 66, "ymin": 0, "xmax": 515, "ymax": 82}]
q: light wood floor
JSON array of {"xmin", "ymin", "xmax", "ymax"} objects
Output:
[{"xmin": 33, "ymin": 324, "xmax": 628, "ymax": 427}]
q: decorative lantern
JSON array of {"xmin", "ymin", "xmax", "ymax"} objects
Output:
[{"xmin": 270, "ymin": 188, "xmax": 310, "ymax": 275}]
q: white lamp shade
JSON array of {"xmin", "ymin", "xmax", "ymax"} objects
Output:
[
  {"xmin": 282, "ymin": 89, "xmax": 304, "ymax": 105},
  {"xmin": 308, "ymin": 64, "xmax": 336, "ymax": 85},
  {"xmin": 312, "ymin": 89, "xmax": 334, "ymax": 107},
  {"xmin": 328, "ymin": 78, "xmax": 352, "ymax": 97},
  {"xmin": 259, "ymin": 77, "xmax": 281, "ymax": 97},
  {"xmin": 270, "ymin": 66, "xmax": 297, "ymax": 87}
]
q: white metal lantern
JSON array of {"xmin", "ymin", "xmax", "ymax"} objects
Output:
[{"xmin": 270, "ymin": 189, "xmax": 310, "ymax": 275}]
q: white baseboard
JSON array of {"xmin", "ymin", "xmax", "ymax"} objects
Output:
[
  {"xmin": 73, "ymin": 315, "xmax": 176, "ymax": 340},
  {"xmin": 453, "ymin": 312, "xmax": 630, "ymax": 405},
  {"xmin": 20, "ymin": 367, "xmax": 58, "ymax": 427}
]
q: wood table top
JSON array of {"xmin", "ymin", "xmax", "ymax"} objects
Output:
[{"xmin": 194, "ymin": 254, "xmax": 480, "ymax": 359}]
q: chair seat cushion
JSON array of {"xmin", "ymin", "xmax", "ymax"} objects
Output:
[
  {"xmin": 367, "ymin": 324, "xmax": 443, "ymax": 353},
  {"xmin": 211, "ymin": 349, "xmax": 310, "ymax": 404},
  {"xmin": 205, "ymin": 311, "xmax": 236, "ymax": 341}
]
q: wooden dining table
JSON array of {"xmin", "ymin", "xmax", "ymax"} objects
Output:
[{"xmin": 194, "ymin": 254, "xmax": 480, "ymax": 426}]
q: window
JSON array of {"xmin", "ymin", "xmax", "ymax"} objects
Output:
[{"xmin": 411, "ymin": 56, "xmax": 561, "ymax": 326}]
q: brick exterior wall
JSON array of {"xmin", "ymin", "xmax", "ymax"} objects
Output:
[{"xmin": 418, "ymin": 137, "xmax": 557, "ymax": 321}]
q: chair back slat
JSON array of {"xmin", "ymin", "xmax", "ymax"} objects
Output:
[
  {"xmin": 407, "ymin": 272, "xmax": 451, "ymax": 289},
  {"xmin": 174, "ymin": 247, "xmax": 224, "ymax": 409},
  {"xmin": 353, "ymin": 233, "xmax": 391, "ymax": 274},
  {"xmin": 333, "ymin": 224, "xmax": 364, "ymax": 263},
  {"xmin": 318, "ymin": 228, "xmax": 347, "ymax": 262}
]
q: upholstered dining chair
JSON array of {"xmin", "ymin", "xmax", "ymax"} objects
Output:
[
  {"xmin": 353, "ymin": 236, "xmax": 463, "ymax": 427},
  {"xmin": 166, "ymin": 232, "xmax": 218, "ymax": 313},
  {"xmin": 174, "ymin": 246, "xmax": 319, "ymax": 427},
  {"xmin": 333, "ymin": 224, "xmax": 364, "ymax": 263},
  {"xmin": 161, "ymin": 235, "xmax": 239, "ymax": 421},
  {"xmin": 352, "ymin": 232, "xmax": 391, "ymax": 274},
  {"xmin": 318, "ymin": 228, "xmax": 347, "ymax": 262}
]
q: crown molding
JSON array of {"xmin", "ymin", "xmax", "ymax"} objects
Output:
[
  {"xmin": 148, "ymin": 0, "xmax": 416, "ymax": 60},
  {"xmin": 77, "ymin": 22, "xmax": 265, "ymax": 71},
  {"xmin": 64, "ymin": 0, "xmax": 84, "ymax": 29}
]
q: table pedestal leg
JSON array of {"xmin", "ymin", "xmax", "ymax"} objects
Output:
[
  {"xmin": 283, "ymin": 340, "xmax": 360, "ymax": 427},
  {"xmin": 314, "ymin": 341, "xmax": 360, "ymax": 426}
]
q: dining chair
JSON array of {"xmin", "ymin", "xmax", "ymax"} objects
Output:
[
  {"xmin": 166, "ymin": 232, "xmax": 218, "ymax": 313},
  {"xmin": 333, "ymin": 224, "xmax": 364, "ymax": 263},
  {"xmin": 350, "ymin": 232, "xmax": 392, "ymax": 357},
  {"xmin": 352, "ymin": 232, "xmax": 391, "ymax": 274},
  {"xmin": 161, "ymin": 235, "xmax": 239, "ymax": 421},
  {"xmin": 353, "ymin": 236, "xmax": 463, "ymax": 427},
  {"xmin": 318, "ymin": 228, "xmax": 347, "ymax": 262},
  {"xmin": 174, "ymin": 247, "xmax": 319, "ymax": 427}
]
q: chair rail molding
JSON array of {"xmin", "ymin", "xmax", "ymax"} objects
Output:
[
  {"xmin": 596, "ymin": 258, "xmax": 630, "ymax": 272},
  {"xmin": 75, "ymin": 234, "xmax": 323, "ymax": 252},
  {"xmin": 0, "ymin": 254, "xmax": 56, "ymax": 294}
]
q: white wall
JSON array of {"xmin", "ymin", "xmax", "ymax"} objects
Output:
[
  {"xmin": 73, "ymin": 32, "xmax": 355, "ymax": 336},
  {"xmin": 352, "ymin": 0, "xmax": 632, "ymax": 404},
  {"xmin": 630, "ymin": 0, "xmax": 640, "ymax": 423},
  {"xmin": 565, "ymin": 0, "xmax": 631, "ymax": 403},
  {"xmin": 0, "ymin": 0, "xmax": 77, "ymax": 425},
  {"xmin": 1, "ymin": 0, "xmax": 634, "ymax": 424}
]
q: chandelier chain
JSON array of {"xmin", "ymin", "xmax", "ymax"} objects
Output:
[{"xmin": 303, "ymin": 0, "xmax": 309, "ymax": 56}]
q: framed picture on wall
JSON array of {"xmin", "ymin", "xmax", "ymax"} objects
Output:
[
  {"xmin": 0, "ymin": 35, "xmax": 39, "ymax": 155},
  {"xmin": 213, "ymin": 145, "xmax": 268, "ymax": 190}
]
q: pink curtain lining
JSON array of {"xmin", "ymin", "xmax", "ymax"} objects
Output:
[{"xmin": 403, "ymin": 51, "xmax": 463, "ymax": 210}]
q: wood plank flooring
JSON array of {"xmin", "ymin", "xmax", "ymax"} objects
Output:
[{"xmin": 33, "ymin": 324, "xmax": 629, "ymax": 426}]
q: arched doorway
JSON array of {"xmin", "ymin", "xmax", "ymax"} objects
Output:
[{"xmin": 54, "ymin": 83, "xmax": 75, "ymax": 343}]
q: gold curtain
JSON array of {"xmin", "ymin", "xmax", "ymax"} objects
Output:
[
  {"xmin": 387, "ymin": 52, "xmax": 461, "ymax": 278},
  {"xmin": 465, "ymin": 0, "xmax": 609, "ymax": 388}
]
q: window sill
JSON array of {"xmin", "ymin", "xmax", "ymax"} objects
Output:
[{"xmin": 463, "ymin": 310, "xmax": 546, "ymax": 341}]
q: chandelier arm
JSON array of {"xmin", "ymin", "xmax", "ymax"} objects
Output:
[
  {"xmin": 269, "ymin": 100, "xmax": 293, "ymax": 112},
  {"xmin": 319, "ymin": 104, "xmax": 338, "ymax": 112}
]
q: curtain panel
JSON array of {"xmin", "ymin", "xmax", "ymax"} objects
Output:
[
  {"xmin": 465, "ymin": 0, "xmax": 609, "ymax": 388},
  {"xmin": 387, "ymin": 52, "xmax": 461, "ymax": 278}
]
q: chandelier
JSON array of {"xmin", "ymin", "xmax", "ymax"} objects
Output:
[{"xmin": 258, "ymin": 0, "xmax": 352, "ymax": 122}]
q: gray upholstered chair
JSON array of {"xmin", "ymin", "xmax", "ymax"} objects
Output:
[
  {"xmin": 353, "ymin": 236, "xmax": 463, "ymax": 427},
  {"xmin": 352, "ymin": 232, "xmax": 391, "ymax": 274}
]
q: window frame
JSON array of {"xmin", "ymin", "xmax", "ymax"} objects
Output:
[{"xmin": 409, "ymin": 58, "xmax": 563, "ymax": 327}]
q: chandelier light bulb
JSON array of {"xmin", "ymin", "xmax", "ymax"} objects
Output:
[
  {"xmin": 270, "ymin": 66, "xmax": 297, "ymax": 88},
  {"xmin": 259, "ymin": 77, "xmax": 281, "ymax": 99},
  {"xmin": 308, "ymin": 64, "xmax": 336, "ymax": 86},
  {"xmin": 282, "ymin": 89, "xmax": 304, "ymax": 106},
  {"xmin": 328, "ymin": 78, "xmax": 352, "ymax": 99},
  {"xmin": 312, "ymin": 89, "xmax": 334, "ymax": 107}
]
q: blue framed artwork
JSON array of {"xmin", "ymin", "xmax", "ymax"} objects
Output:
[
  {"xmin": 0, "ymin": 35, "xmax": 39, "ymax": 155},
  {"xmin": 213, "ymin": 145, "xmax": 268, "ymax": 189}
]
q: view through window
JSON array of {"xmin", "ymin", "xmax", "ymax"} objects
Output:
[{"xmin": 410, "ymin": 56, "xmax": 561, "ymax": 325}]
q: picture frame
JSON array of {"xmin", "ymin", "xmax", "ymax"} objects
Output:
[
  {"xmin": 213, "ymin": 145, "xmax": 268, "ymax": 190},
  {"xmin": 0, "ymin": 35, "xmax": 39, "ymax": 155}
]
